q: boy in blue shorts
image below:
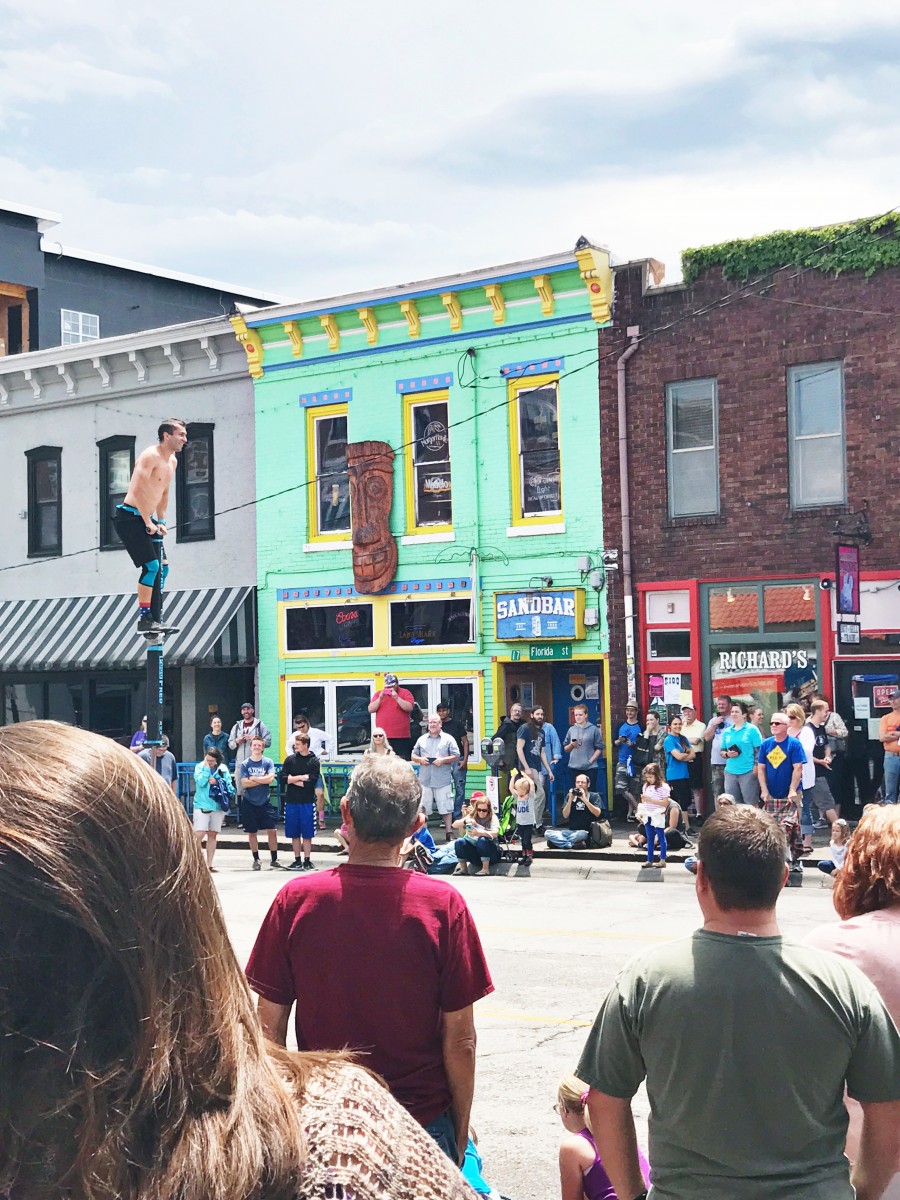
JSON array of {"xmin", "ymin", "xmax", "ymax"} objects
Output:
[{"xmin": 281, "ymin": 732, "xmax": 321, "ymax": 871}]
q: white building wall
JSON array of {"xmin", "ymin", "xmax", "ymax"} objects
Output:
[{"xmin": 0, "ymin": 316, "xmax": 257, "ymax": 600}]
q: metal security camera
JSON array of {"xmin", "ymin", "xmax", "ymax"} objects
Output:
[{"xmin": 819, "ymin": 578, "xmax": 833, "ymax": 591}]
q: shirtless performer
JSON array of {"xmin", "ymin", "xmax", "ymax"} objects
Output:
[{"xmin": 113, "ymin": 418, "xmax": 187, "ymax": 632}]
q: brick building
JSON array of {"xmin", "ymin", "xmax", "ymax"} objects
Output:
[{"xmin": 598, "ymin": 228, "xmax": 900, "ymax": 812}]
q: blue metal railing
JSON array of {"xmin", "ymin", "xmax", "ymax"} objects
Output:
[{"xmin": 175, "ymin": 761, "xmax": 355, "ymax": 821}]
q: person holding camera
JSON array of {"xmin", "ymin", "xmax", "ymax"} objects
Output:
[
  {"xmin": 546, "ymin": 773, "xmax": 604, "ymax": 849},
  {"xmin": 704, "ymin": 693, "xmax": 733, "ymax": 806},
  {"xmin": 368, "ymin": 672, "xmax": 416, "ymax": 759}
]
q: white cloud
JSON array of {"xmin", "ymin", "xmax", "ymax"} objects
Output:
[
  {"xmin": 1, "ymin": 0, "xmax": 900, "ymax": 300},
  {"xmin": 0, "ymin": 45, "xmax": 167, "ymax": 124}
]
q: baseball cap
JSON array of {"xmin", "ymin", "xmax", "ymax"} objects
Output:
[
  {"xmin": 891, "ymin": 689, "xmax": 900, "ymax": 699},
  {"xmin": 384, "ymin": 673, "xmax": 399, "ymax": 686},
  {"xmin": 241, "ymin": 701, "xmax": 254, "ymax": 710},
  {"xmin": 681, "ymin": 703, "xmax": 696, "ymax": 711},
  {"xmin": 470, "ymin": 791, "xmax": 487, "ymax": 802}
]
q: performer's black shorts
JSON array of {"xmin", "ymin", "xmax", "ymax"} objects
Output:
[{"xmin": 113, "ymin": 504, "xmax": 155, "ymax": 569}]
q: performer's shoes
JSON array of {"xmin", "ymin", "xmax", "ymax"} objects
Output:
[{"xmin": 137, "ymin": 615, "xmax": 164, "ymax": 633}]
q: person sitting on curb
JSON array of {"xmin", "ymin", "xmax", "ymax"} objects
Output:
[
  {"xmin": 452, "ymin": 793, "xmax": 500, "ymax": 876},
  {"xmin": 684, "ymin": 793, "xmax": 735, "ymax": 873},
  {"xmin": 546, "ymin": 774, "xmax": 603, "ymax": 849}
]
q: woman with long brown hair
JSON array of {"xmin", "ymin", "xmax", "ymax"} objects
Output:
[
  {"xmin": 0, "ymin": 721, "xmax": 473, "ymax": 1200},
  {"xmin": 806, "ymin": 806, "xmax": 900, "ymax": 1199}
]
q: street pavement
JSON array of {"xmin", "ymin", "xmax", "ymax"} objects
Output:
[{"xmin": 215, "ymin": 849, "xmax": 841, "ymax": 1200}]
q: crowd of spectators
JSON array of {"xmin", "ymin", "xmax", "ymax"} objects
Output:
[{"xmin": 3, "ymin": 723, "xmax": 900, "ymax": 1200}]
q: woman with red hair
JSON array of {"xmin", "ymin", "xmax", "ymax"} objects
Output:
[{"xmin": 806, "ymin": 806, "xmax": 900, "ymax": 1199}]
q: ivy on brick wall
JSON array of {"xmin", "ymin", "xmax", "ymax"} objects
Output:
[{"xmin": 681, "ymin": 213, "xmax": 900, "ymax": 285}]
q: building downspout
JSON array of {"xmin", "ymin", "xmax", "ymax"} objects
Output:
[{"xmin": 617, "ymin": 329, "xmax": 641, "ymax": 704}]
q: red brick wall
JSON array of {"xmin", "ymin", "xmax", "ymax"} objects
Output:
[{"xmin": 598, "ymin": 261, "xmax": 900, "ymax": 718}]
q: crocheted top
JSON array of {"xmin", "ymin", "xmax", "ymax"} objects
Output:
[{"xmin": 296, "ymin": 1061, "xmax": 477, "ymax": 1199}]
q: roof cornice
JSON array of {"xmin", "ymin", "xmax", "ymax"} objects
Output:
[{"xmin": 244, "ymin": 248, "xmax": 589, "ymax": 327}]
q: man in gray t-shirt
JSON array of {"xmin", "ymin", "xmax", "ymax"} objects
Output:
[
  {"xmin": 138, "ymin": 737, "xmax": 178, "ymax": 795},
  {"xmin": 577, "ymin": 806, "xmax": 900, "ymax": 1200},
  {"xmin": 412, "ymin": 714, "xmax": 460, "ymax": 841}
]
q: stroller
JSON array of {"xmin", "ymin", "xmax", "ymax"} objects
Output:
[{"xmin": 496, "ymin": 773, "xmax": 521, "ymax": 864}]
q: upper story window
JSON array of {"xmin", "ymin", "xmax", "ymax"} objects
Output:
[
  {"xmin": 404, "ymin": 393, "xmax": 452, "ymax": 532},
  {"xmin": 98, "ymin": 435, "xmax": 135, "ymax": 549},
  {"xmin": 61, "ymin": 309, "xmax": 100, "ymax": 345},
  {"xmin": 176, "ymin": 423, "xmax": 215, "ymax": 542},
  {"xmin": 787, "ymin": 362, "xmax": 846, "ymax": 509},
  {"xmin": 25, "ymin": 446, "xmax": 61, "ymax": 556},
  {"xmin": 308, "ymin": 404, "xmax": 350, "ymax": 540},
  {"xmin": 666, "ymin": 378, "xmax": 719, "ymax": 518},
  {"xmin": 509, "ymin": 376, "xmax": 561, "ymax": 524}
]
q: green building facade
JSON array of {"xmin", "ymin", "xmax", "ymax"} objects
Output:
[{"xmin": 234, "ymin": 244, "xmax": 615, "ymax": 808}]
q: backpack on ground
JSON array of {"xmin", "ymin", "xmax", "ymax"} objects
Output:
[{"xmin": 589, "ymin": 818, "xmax": 613, "ymax": 848}]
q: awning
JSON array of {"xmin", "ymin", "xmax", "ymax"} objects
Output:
[{"xmin": 0, "ymin": 587, "xmax": 257, "ymax": 672}]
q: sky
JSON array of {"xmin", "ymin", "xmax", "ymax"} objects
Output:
[{"xmin": 2, "ymin": 0, "xmax": 900, "ymax": 301}]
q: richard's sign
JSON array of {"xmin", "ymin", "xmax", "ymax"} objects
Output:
[{"xmin": 495, "ymin": 589, "xmax": 585, "ymax": 642}]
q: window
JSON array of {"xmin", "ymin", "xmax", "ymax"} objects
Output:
[
  {"xmin": 285, "ymin": 603, "xmax": 375, "ymax": 652},
  {"xmin": 398, "ymin": 676, "xmax": 482, "ymax": 758},
  {"xmin": 404, "ymin": 394, "xmax": 452, "ymax": 531},
  {"xmin": 286, "ymin": 679, "xmax": 373, "ymax": 756},
  {"xmin": 60, "ymin": 309, "xmax": 100, "ymax": 345},
  {"xmin": 788, "ymin": 362, "xmax": 846, "ymax": 508},
  {"xmin": 308, "ymin": 405, "xmax": 350, "ymax": 540},
  {"xmin": 176, "ymin": 423, "xmax": 215, "ymax": 541},
  {"xmin": 25, "ymin": 446, "xmax": 61, "ymax": 556},
  {"xmin": 648, "ymin": 629, "xmax": 691, "ymax": 659},
  {"xmin": 666, "ymin": 378, "xmax": 718, "ymax": 517},
  {"xmin": 98, "ymin": 436, "xmax": 135, "ymax": 548},
  {"xmin": 389, "ymin": 598, "xmax": 472, "ymax": 648},
  {"xmin": 509, "ymin": 376, "xmax": 562, "ymax": 522}
]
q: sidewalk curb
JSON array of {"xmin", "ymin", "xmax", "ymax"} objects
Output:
[{"xmin": 209, "ymin": 833, "xmax": 694, "ymax": 865}]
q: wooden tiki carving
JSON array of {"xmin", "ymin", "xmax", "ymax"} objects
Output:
[{"xmin": 346, "ymin": 440, "xmax": 398, "ymax": 594}]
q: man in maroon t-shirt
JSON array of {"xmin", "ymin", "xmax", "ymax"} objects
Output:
[
  {"xmin": 246, "ymin": 753, "xmax": 493, "ymax": 1166},
  {"xmin": 368, "ymin": 671, "xmax": 416, "ymax": 759}
]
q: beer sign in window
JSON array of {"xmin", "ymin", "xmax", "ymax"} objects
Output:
[{"xmin": 406, "ymin": 396, "xmax": 452, "ymax": 532}]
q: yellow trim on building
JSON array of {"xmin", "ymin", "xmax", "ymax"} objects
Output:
[
  {"xmin": 278, "ymin": 589, "xmax": 474, "ymax": 657},
  {"xmin": 283, "ymin": 320, "xmax": 303, "ymax": 357},
  {"xmin": 319, "ymin": 313, "xmax": 340, "ymax": 352},
  {"xmin": 281, "ymin": 667, "xmax": 487, "ymax": 766},
  {"xmin": 305, "ymin": 402, "xmax": 351, "ymax": 543},
  {"xmin": 400, "ymin": 299, "xmax": 421, "ymax": 338},
  {"xmin": 506, "ymin": 372, "xmax": 563, "ymax": 527},
  {"xmin": 358, "ymin": 307, "xmax": 379, "ymax": 346},
  {"xmin": 441, "ymin": 291, "xmax": 462, "ymax": 332},
  {"xmin": 402, "ymin": 390, "xmax": 453, "ymax": 536},
  {"xmin": 484, "ymin": 283, "xmax": 506, "ymax": 324},
  {"xmin": 229, "ymin": 313, "xmax": 264, "ymax": 379},
  {"xmin": 573, "ymin": 244, "xmax": 613, "ymax": 325},
  {"xmin": 533, "ymin": 274, "xmax": 555, "ymax": 317}
]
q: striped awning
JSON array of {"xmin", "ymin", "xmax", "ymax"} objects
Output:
[{"xmin": 0, "ymin": 587, "xmax": 256, "ymax": 672}]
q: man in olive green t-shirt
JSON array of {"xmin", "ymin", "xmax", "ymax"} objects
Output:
[{"xmin": 576, "ymin": 807, "xmax": 900, "ymax": 1200}]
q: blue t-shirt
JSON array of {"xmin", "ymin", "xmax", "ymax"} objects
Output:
[
  {"xmin": 759, "ymin": 735, "xmax": 806, "ymax": 799},
  {"xmin": 239, "ymin": 756, "xmax": 275, "ymax": 806},
  {"xmin": 413, "ymin": 826, "xmax": 437, "ymax": 852},
  {"xmin": 664, "ymin": 734, "xmax": 690, "ymax": 780},
  {"xmin": 617, "ymin": 721, "xmax": 641, "ymax": 767},
  {"xmin": 721, "ymin": 723, "xmax": 763, "ymax": 775}
]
